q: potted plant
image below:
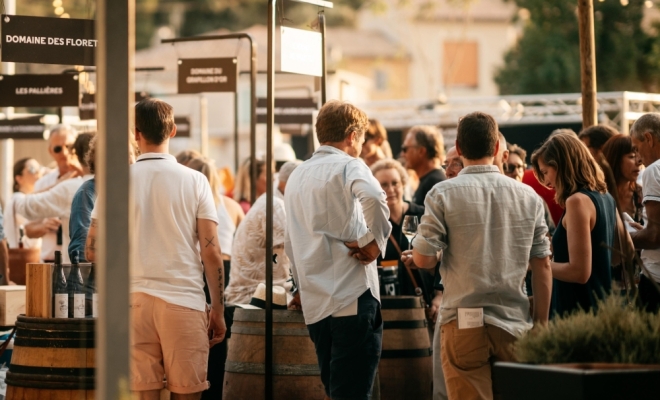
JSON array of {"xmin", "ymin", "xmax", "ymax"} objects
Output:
[{"xmin": 493, "ymin": 295, "xmax": 660, "ymax": 400}]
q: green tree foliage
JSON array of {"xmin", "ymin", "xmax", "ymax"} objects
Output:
[
  {"xmin": 496, "ymin": 0, "xmax": 660, "ymax": 94},
  {"xmin": 135, "ymin": 0, "xmax": 367, "ymax": 50}
]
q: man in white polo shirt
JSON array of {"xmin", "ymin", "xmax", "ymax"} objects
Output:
[{"xmin": 86, "ymin": 98, "xmax": 226, "ymax": 398}]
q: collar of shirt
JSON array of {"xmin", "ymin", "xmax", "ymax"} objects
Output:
[
  {"xmin": 458, "ymin": 164, "xmax": 501, "ymax": 175},
  {"xmin": 314, "ymin": 145, "xmax": 351, "ymax": 158},
  {"xmin": 136, "ymin": 153, "xmax": 177, "ymax": 163}
]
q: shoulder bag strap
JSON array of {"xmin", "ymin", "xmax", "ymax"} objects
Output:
[{"xmin": 388, "ymin": 234, "xmax": 422, "ymax": 294}]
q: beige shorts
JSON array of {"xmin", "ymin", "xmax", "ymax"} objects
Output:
[{"xmin": 130, "ymin": 292, "xmax": 210, "ymax": 394}]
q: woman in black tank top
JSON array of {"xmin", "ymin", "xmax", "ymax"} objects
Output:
[{"xmin": 532, "ymin": 132, "xmax": 625, "ymax": 316}]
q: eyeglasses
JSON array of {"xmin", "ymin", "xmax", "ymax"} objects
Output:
[
  {"xmin": 444, "ymin": 160, "xmax": 463, "ymax": 170},
  {"xmin": 53, "ymin": 144, "xmax": 74, "ymax": 154},
  {"xmin": 401, "ymin": 145, "xmax": 420, "ymax": 153},
  {"xmin": 505, "ymin": 163, "xmax": 525, "ymax": 174}
]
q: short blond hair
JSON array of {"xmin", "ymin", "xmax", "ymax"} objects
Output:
[
  {"xmin": 370, "ymin": 159, "xmax": 409, "ymax": 187},
  {"xmin": 316, "ymin": 100, "xmax": 369, "ymax": 143}
]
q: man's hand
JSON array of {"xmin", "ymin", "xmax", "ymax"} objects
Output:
[
  {"xmin": 345, "ymin": 240, "xmax": 380, "ymax": 265},
  {"xmin": 400, "ymin": 250, "xmax": 419, "ymax": 269},
  {"xmin": 289, "ymin": 292, "xmax": 302, "ymax": 311},
  {"xmin": 208, "ymin": 307, "xmax": 227, "ymax": 347},
  {"xmin": 428, "ymin": 291, "xmax": 443, "ymax": 324}
]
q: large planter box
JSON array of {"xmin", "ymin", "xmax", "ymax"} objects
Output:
[{"xmin": 493, "ymin": 362, "xmax": 660, "ymax": 400}]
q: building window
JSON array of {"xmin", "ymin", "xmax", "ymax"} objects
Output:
[
  {"xmin": 374, "ymin": 69, "xmax": 388, "ymax": 91},
  {"xmin": 443, "ymin": 41, "xmax": 478, "ymax": 88}
]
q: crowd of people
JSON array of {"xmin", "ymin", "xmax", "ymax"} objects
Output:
[{"xmin": 0, "ymin": 97, "xmax": 658, "ymax": 400}]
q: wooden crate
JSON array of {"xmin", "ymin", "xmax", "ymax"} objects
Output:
[
  {"xmin": 0, "ymin": 286, "xmax": 26, "ymax": 326},
  {"xmin": 26, "ymin": 263, "xmax": 52, "ymax": 318}
]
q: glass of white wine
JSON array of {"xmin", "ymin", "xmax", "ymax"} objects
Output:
[{"xmin": 402, "ymin": 216, "xmax": 419, "ymax": 250}]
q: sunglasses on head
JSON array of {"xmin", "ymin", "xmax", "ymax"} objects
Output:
[{"xmin": 53, "ymin": 144, "xmax": 73, "ymax": 154}]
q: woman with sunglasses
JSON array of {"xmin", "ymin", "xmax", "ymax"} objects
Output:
[{"xmin": 2, "ymin": 158, "xmax": 44, "ymax": 249}]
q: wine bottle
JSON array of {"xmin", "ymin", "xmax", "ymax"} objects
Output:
[
  {"xmin": 67, "ymin": 251, "xmax": 85, "ymax": 318},
  {"xmin": 18, "ymin": 226, "xmax": 24, "ymax": 249},
  {"xmin": 52, "ymin": 251, "xmax": 68, "ymax": 318},
  {"xmin": 85, "ymin": 263, "xmax": 98, "ymax": 318}
]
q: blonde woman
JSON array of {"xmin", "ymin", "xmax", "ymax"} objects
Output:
[
  {"xmin": 532, "ymin": 132, "xmax": 627, "ymax": 316},
  {"xmin": 233, "ymin": 156, "xmax": 268, "ymax": 214}
]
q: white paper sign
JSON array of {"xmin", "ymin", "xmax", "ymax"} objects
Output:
[
  {"xmin": 457, "ymin": 308, "xmax": 484, "ymax": 329},
  {"xmin": 281, "ymin": 26, "xmax": 322, "ymax": 77}
]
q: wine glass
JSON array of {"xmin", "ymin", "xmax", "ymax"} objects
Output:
[{"xmin": 402, "ymin": 216, "xmax": 419, "ymax": 250}]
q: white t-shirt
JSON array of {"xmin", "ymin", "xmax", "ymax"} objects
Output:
[
  {"xmin": 33, "ymin": 169, "xmax": 61, "ymax": 261},
  {"xmin": 642, "ymin": 159, "xmax": 660, "ymax": 282},
  {"xmin": 91, "ymin": 153, "xmax": 218, "ymax": 312}
]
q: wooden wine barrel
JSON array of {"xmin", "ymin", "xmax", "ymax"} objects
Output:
[
  {"xmin": 223, "ymin": 309, "xmax": 325, "ymax": 399},
  {"xmin": 379, "ymin": 296, "xmax": 432, "ymax": 400},
  {"xmin": 6, "ymin": 315, "xmax": 94, "ymax": 400}
]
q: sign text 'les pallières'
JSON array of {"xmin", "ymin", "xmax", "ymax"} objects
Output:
[
  {"xmin": 1, "ymin": 14, "xmax": 96, "ymax": 66},
  {"xmin": 0, "ymin": 74, "xmax": 79, "ymax": 108}
]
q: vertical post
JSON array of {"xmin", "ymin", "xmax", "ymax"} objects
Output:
[
  {"xmin": 96, "ymin": 0, "xmax": 133, "ymax": 398},
  {"xmin": 319, "ymin": 11, "xmax": 327, "ymax": 105},
  {"xmin": 249, "ymin": 39, "xmax": 258, "ymax": 203},
  {"xmin": 234, "ymin": 90, "xmax": 239, "ymax": 173},
  {"xmin": 200, "ymin": 95, "xmax": 209, "ymax": 157},
  {"xmin": 577, "ymin": 0, "xmax": 597, "ymax": 128},
  {"xmin": 266, "ymin": 1, "xmax": 276, "ymax": 400},
  {"xmin": 621, "ymin": 92, "xmax": 630, "ymax": 135}
]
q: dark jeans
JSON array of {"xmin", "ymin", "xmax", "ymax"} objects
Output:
[
  {"xmin": 307, "ymin": 290, "xmax": 383, "ymax": 400},
  {"xmin": 639, "ymin": 274, "xmax": 660, "ymax": 313},
  {"xmin": 202, "ymin": 260, "xmax": 232, "ymax": 400}
]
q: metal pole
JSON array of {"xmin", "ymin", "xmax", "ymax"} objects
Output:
[
  {"xmin": 319, "ymin": 10, "xmax": 327, "ymax": 105},
  {"xmin": 266, "ymin": 1, "xmax": 276, "ymax": 399},
  {"xmin": 577, "ymin": 0, "xmax": 597, "ymax": 128},
  {"xmin": 200, "ymin": 95, "xmax": 209, "ymax": 157},
  {"xmin": 234, "ymin": 89, "xmax": 239, "ymax": 173},
  {"xmin": 249, "ymin": 39, "xmax": 258, "ymax": 205},
  {"xmin": 96, "ymin": 0, "xmax": 133, "ymax": 398}
]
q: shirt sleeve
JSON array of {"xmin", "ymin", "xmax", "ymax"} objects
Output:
[
  {"xmin": 196, "ymin": 175, "xmax": 219, "ymax": 224},
  {"xmin": 643, "ymin": 165, "xmax": 660, "ymax": 204},
  {"xmin": 346, "ymin": 160, "xmax": 391, "ymax": 255},
  {"xmin": 90, "ymin": 198, "xmax": 99, "ymax": 220},
  {"xmin": 412, "ymin": 187, "xmax": 448, "ymax": 256},
  {"xmin": 13, "ymin": 181, "xmax": 75, "ymax": 220},
  {"xmin": 529, "ymin": 195, "xmax": 552, "ymax": 260},
  {"xmin": 68, "ymin": 182, "xmax": 96, "ymax": 262}
]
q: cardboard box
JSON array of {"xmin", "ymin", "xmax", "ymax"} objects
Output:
[{"xmin": 0, "ymin": 286, "xmax": 26, "ymax": 326}]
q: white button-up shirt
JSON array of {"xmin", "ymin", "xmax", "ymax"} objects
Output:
[{"xmin": 284, "ymin": 145, "xmax": 391, "ymax": 325}]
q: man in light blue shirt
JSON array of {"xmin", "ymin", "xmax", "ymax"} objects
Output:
[
  {"xmin": 285, "ymin": 100, "xmax": 391, "ymax": 400},
  {"xmin": 408, "ymin": 112, "xmax": 552, "ymax": 400}
]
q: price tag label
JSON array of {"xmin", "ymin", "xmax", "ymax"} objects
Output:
[{"xmin": 457, "ymin": 307, "xmax": 484, "ymax": 329}]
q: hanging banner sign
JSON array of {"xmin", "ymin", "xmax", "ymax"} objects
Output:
[
  {"xmin": 79, "ymin": 92, "xmax": 150, "ymax": 120},
  {"xmin": 0, "ymin": 74, "xmax": 79, "ymax": 107},
  {"xmin": 79, "ymin": 93, "xmax": 96, "ymax": 120},
  {"xmin": 174, "ymin": 116, "xmax": 191, "ymax": 138},
  {"xmin": 281, "ymin": 27, "xmax": 322, "ymax": 77},
  {"xmin": 256, "ymin": 98, "xmax": 317, "ymax": 124},
  {"xmin": 0, "ymin": 115, "xmax": 46, "ymax": 139},
  {"xmin": 178, "ymin": 58, "xmax": 237, "ymax": 94},
  {"xmin": 1, "ymin": 14, "xmax": 96, "ymax": 66}
]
